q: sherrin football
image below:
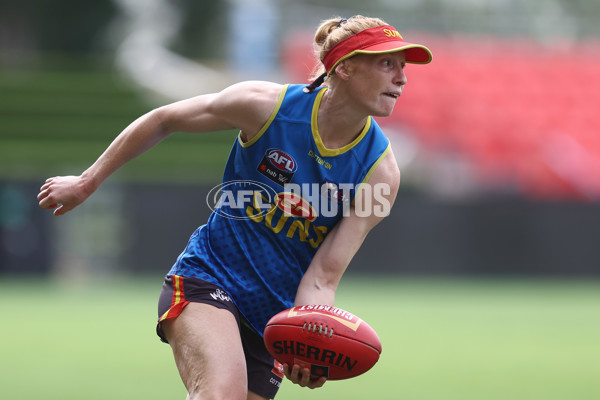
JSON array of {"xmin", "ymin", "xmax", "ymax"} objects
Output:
[{"xmin": 263, "ymin": 305, "xmax": 382, "ymax": 380}]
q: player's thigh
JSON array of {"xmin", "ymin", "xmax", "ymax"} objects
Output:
[
  {"xmin": 162, "ymin": 302, "xmax": 248, "ymax": 399},
  {"xmin": 247, "ymin": 390, "xmax": 268, "ymax": 400}
]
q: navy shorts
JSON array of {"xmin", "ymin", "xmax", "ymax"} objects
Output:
[{"xmin": 157, "ymin": 275, "xmax": 284, "ymax": 399}]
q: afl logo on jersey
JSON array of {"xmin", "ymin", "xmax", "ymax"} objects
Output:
[
  {"xmin": 257, "ymin": 148, "xmax": 297, "ymax": 186},
  {"xmin": 267, "ymin": 149, "xmax": 297, "ymax": 173}
]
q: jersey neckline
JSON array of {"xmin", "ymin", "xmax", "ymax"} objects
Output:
[{"xmin": 310, "ymin": 86, "xmax": 372, "ymax": 157}]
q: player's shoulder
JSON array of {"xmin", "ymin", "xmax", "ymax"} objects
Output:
[
  {"xmin": 213, "ymin": 81, "xmax": 288, "ymax": 142},
  {"xmin": 221, "ymin": 80, "xmax": 285, "ymax": 103},
  {"xmin": 214, "ymin": 81, "xmax": 286, "ymax": 119},
  {"xmin": 371, "ymin": 146, "xmax": 401, "ymax": 189}
]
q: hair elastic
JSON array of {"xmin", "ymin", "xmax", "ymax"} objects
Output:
[{"xmin": 303, "ymin": 72, "xmax": 327, "ymax": 93}]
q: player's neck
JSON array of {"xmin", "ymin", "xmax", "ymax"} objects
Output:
[{"xmin": 317, "ymin": 88, "xmax": 369, "ymax": 149}]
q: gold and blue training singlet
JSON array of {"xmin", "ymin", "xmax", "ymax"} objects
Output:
[{"xmin": 168, "ymin": 84, "xmax": 391, "ymax": 334}]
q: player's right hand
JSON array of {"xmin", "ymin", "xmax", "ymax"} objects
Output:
[
  {"xmin": 37, "ymin": 175, "xmax": 93, "ymax": 216},
  {"xmin": 283, "ymin": 363, "xmax": 327, "ymax": 389}
]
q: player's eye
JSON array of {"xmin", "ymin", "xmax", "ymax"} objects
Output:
[{"xmin": 381, "ymin": 59, "xmax": 394, "ymax": 69}]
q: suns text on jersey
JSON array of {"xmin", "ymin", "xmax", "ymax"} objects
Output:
[{"xmin": 245, "ymin": 192, "xmax": 328, "ymax": 249}]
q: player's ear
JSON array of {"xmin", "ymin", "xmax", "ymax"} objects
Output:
[{"xmin": 334, "ymin": 60, "xmax": 353, "ymax": 81}]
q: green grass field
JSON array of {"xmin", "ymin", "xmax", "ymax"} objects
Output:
[{"xmin": 1, "ymin": 275, "xmax": 599, "ymax": 400}]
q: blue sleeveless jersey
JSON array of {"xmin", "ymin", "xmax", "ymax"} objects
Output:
[{"xmin": 168, "ymin": 84, "xmax": 391, "ymax": 334}]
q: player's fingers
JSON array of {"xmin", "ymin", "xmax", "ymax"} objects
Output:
[
  {"xmin": 41, "ymin": 202, "xmax": 60, "ymax": 211},
  {"xmin": 53, "ymin": 204, "xmax": 66, "ymax": 216},
  {"xmin": 282, "ymin": 364, "xmax": 293, "ymax": 381},
  {"xmin": 289, "ymin": 364, "xmax": 301, "ymax": 383},
  {"xmin": 306, "ymin": 376, "xmax": 327, "ymax": 389},
  {"xmin": 38, "ymin": 178, "xmax": 56, "ymax": 204},
  {"xmin": 39, "ymin": 177, "xmax": 56, "ymax": 192},
  {"xmin": 38, "ymin": 190, "xmax": 58, "ymax": 209},
  {"xmin": 283, "ymin": 363, "xmax": 326, "ymax": 389},
  {"xmin": 284, "ymin": 364, "xmax": 306, "ymax": 385},
  {"xmin": 54, "ymin": 201, "xmax": 77, "ymax": 216},
  {"xmin": 37, "ymin": 186, "xmax": 56, "ymax": 202},
  {"xmin": 38, "ymin": 196, "xmax": 55, "ymax": 209},
  {"xmin": 299, "ymin": 367, "xmax": 312, "ymax": 387},
  {"xmin": 297, "ymin": 367, "xmax": 326, "ymax": 389},
  {"xmin": 37, "ymin": 188, "xmax": 48, "ymax": 202}
]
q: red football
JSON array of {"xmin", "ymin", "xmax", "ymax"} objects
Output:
[{"xmin": 263, "ymin": 305, "xmax": 382, "ymax": 380}]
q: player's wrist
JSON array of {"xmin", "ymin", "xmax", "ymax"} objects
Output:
[{"xmin": 78, "ymin": 170, "xmax": 102, "ymax": 198}]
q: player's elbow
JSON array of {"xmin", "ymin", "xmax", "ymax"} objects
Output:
[
  {"xmin": 148, "ymin": 106, "xmax": 176, "ymax": 137},
  {"xmin": 315, "ymin": 261, "xmax": 346, "ymax": 293}
]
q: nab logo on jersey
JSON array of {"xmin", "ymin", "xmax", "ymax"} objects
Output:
[
  {"xmin": 267, "ymin": 149, "xmax": 297, "ymax": 173},
  {"xmin": 257, "ymin": 148, "xmax": 297, "ymax": 186}
]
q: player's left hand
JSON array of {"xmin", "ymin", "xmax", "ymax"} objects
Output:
[{"xmin": 283, "ymin": 363, "xmax": 327, "ymax": 389}]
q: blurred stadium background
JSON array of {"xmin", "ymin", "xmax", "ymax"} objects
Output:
[{"xmin": 1, "ymin": 1, "xmax": 599, "ymax": 399}]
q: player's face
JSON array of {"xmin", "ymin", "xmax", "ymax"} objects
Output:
[{"xmin": 346, "ymin": 52, "xmax": 408, "ymax": 117}]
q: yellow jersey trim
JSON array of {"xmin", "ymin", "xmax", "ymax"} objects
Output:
[
  {"xmin": 354, "ymin": 142, "xmax": 391, "ymax": 201},
  {"xmin": 310, "ymin": 87, "xmax": 372, "ymax": 156},
  {"xmin": 239, "ymin": 84, "xmax": 289, "ymax": 148}
]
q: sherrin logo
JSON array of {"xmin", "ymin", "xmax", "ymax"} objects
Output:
[
  {"xmin": 267, "ymin": 149, "xmax": 297, "ymax": 173},
  {"xmin": 289, "ymin": 305, "xmax": 363, "ymax": 332}
]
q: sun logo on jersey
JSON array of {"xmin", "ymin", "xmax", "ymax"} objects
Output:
[{"xmin": 275, "ymin": 192, "xmax": 317, "ymax": 222}]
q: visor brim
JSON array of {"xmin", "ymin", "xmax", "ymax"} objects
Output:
[{"xmin": 357, "ymin": 41, "xmax": 433, "ymax": 64}]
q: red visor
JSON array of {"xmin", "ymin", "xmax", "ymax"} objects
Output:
[{"xmin": 322, "ymin": 25, "xmax": 432, "ymax": 74}]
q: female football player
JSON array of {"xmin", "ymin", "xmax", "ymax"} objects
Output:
[{"xmin": 38, "ymin": 15, "xmax": 431, "ymax": 400}]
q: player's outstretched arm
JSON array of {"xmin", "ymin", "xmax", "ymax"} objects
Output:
[
  {"xmin": 37, "ymin": 81, "xmax": 283, "ymax": 216},
  {"xmin": 284, "ymin": 149, "xmax": 400, "ymax": 389},
  {"xmin": 293, "ymin": 149, "xmax": 400, "ymax": 307},
  {"xmin": 37, "ymin": 107, "xmax": 175, "ymax": 215}
]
